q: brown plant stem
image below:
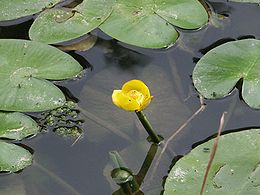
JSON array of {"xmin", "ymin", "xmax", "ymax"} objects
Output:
[{"xmin": 200, "ymin": 112, "xmax": 227, "ymax": 195}]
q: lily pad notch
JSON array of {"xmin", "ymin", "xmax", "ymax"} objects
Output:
[{"xmin": 193, "ymin": 39, "xmax": 260, "ymax": 109}]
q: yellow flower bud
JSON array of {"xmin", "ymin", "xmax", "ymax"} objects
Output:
[{"xmin": 112, "ymin": 80, "xmax": 153, "ymax": 112}]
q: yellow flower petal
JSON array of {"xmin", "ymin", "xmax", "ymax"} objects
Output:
[
  {"xmin": 139, "ymin": 96, "xmax": 153, "ymax": 111},
  {"xmin": 122, "ymin": 80, "xmax": 150, "ymax": 99},
  {"xmin": 112, "ymin": 80, "xmax": 152, "ymax": 112},
  {"xmin": 112, "ymin": 90, "xmax": 140, "ymax": 111}
]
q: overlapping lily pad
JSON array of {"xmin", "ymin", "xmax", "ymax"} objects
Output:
[
  {"xmin": 0, "ymin": 39, "xmax": 82, "ymax": 112},
  {"xmin": 29, "ymin": 0, "xmax": 208, "ymax": 48},
  {"xmin": 164, "ymin": 129, "xmax": 260, "ymax": 195},
  {"xmin": 193, "ymin": 39, "xmax": 260, "ymax": 109},
  {"xmin": 0, "ymin": 0, "xmax": 61, "ymax": 21},
  {"xmin": 29, "ymin": 0, "xmax": 115, "ymax": 44},
  {"xmin": 0, "ymin": 141, "xmax": 33, "ymax": 172},
  {"xmin": 0, "ymin": 112, "xmax": 39, "ymax": 140}
]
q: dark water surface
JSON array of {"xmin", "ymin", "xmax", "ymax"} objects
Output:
[{"xmin": 0, "ymin": 1, "xmax": 260, "ymax": 194}]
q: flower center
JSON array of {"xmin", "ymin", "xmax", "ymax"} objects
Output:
[{"xmin": 127, "ymin": 90, "xmax": 144, "ymax": 105}]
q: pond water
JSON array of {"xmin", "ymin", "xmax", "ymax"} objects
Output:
[{"xmin": 0, "ymin": 1, "xmax": 260, "ymax": 194}]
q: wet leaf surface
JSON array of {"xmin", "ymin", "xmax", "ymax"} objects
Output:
[
  {"xmin": 29, "ymin": 0, "xmax": 208, "ymax": 47},
  {"xmin": 193, "ymin": 39, "xmax": 260, "ymax": 109},
  {"xmin": 0, "ymin": 112, "xmax": 39, "ymax": 140},
  {"xmin": 0, "ymin": 141, "xmax": 32, "ymax": 173},
  {"xmin": 0, "ymin": 39, "xmax": 82, "ymax": 112},
  {"xmin": 29, "ymin": 0, "xmax": 114, "ymax": 44},
  {"xmin": 100, "ymin": 0, "xmax": 208, "ymax": 48},
  {"xmin": 164, "ymin": 129, "xmax": 260, "ymax": 195},
  {"xmin": 0, "ymin": 0, "xmax": 61, "ymax": 21}
]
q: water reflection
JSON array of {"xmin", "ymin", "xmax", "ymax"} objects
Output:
[{"xmin": 111, "ymin": 144, "xmax": 158, "ymax": 195}]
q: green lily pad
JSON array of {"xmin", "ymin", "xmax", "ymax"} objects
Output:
[
  {"xmin": 0, "ymin": 112, "xmax": 39, "ymax": 140},
  {"xmin": 164, "ymin": 129, "xmax": 260, "ymax": 195},
  {"xmin": 30, "ymin": 0, "xmax": 208, "ymax": 47},
  {"xmin": 193, "ymin": 39, "xmax": 260, "ymax": 109},
  {"xmin": 0, "ymin": 141, "xmax": 32, "ymax": 172},
  {"xmin": 100, "ymin": 0, "xmax": 208, "ymax": 48},
  {"xmin": 0, "ymin": 0, "xmax": 61, "ymax": 21},
  {"xmin": 29, "ymin": 0, "xmax": 115, "ymax": 44},
  {"xmin": 0, "ymin": 39, "xmax": 82, "ymax": 112}
]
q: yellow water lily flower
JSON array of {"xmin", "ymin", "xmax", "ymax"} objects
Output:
[{"xmin": 112, "ymin": 80, "xmax": 153, "ymax": 112}]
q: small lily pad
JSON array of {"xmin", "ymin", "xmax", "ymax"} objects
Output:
[
  {"xmin": 0, "ymin": 141, "xmax": 32, "ymax": 172},
  {"xmin": 193, "ymin": 39, "xmax": 260, "ymax": 109},
  {"xmin": 164, "ymin": 129, "xmax": 260, "ymax": 195},
  {"xmin": 0, "ymin": 0, "xmax": 61, "ymax": 21},
  {"xmin": 29, "ymin": 0, "xmax": 114, "ymax": 44},
  {"xmin": 0, "ymin": 39, "xmax": 82, "ymax": 112},
  {"xmin": 0, "ymin": 112, "xmax": 39, "ymax": 140}
]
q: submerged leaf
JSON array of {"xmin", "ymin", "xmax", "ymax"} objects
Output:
[
  {"xmin": 57, "ymin": 35, "xmax": 97, "ymax": 51},
  {"xmin": 0, "ymin": 141, "xmax": 32, "ymax": 172},
  {"xmin": 193, "ymin": 39, "xmax": 260, "ymax": 109},
  {"xmin": 0, "ymin": 112, "xmax": 39, "ymax": 140},
  {"xmin": 0, "ymin": 0, "xmax": 61, "ymax": 21},
  {"xmin": 164, "ymin": 129, "xmax": 260, "ymax": 195},
  {"xmin": 0, "ymin": 39, "xmax": 82, "ymax": 112}
]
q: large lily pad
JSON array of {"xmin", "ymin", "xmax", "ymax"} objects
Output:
[
  {"xmin": 99, "ymin": 0, "xmax": 208, "ymax": 48},
  {"xmin": 0, "ymin": 39, "xmax": 82, "ymax": 112},
  {"xmin": 0, "ymin": 112, "xmax": 39, "ymax": 140},
  {"xmin": 164, "ymin": 129, "xmax": 260, "ymax": 195},
  {"xmin": 193, "ymin": 39, "xmax": 260, "ymax": 109},
  {"xmin": 0, "ymin": 0, "xmax": 61, "ymax": 21},
  {"xmin": 0, "ymin": 141, "xmax": 32, "ymax": 172},
  {"xmin": 29, "ymin": 0, "xmax": 115, "ymax": 44}
]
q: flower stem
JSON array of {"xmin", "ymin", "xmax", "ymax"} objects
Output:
[{"xmin": 135, "ymin": 111, "xmax": 162, "ymax": 144}]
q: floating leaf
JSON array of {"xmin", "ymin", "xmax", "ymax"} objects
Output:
[
  {"xmin": 0, "ymin": 112, "xmax": 39, "ymax": 140},
  {"xmin": 30, "ymin": 0, "xmax": 208, "ymax": 47},
  {"xmin": 0, "ymin": 39, "xmax": 82, "ymax": 112},
  {"xmin": 0, "ymin": 141, "xmax": 32, "ymax": 172},
  {"xmin": 0, "ymin": 0, "xmax": 61, "ymax": 21},
  {"xmin": 29, "ymin": 0, "xmax": 114, "ymax": 44},
  {"xmin": 164, "ymin": 129, "xmax": 260, "ymax": 195},
  {"xmin": 100, "ymin": 0, "xmax": 208, "ymax": 48},
  {"xmin": 193, "ymin": 39, "xmax": 260, "ymax": 109}
]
